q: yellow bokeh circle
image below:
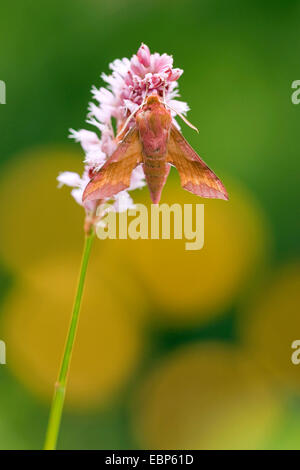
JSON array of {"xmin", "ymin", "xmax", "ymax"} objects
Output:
[
  {"xmin": 240, "ymin": 262, "xmax": 300, "ymax": 391},
  {"xmin": 2, "ymin": 255, "xmax": 144, "ymax": 410},
  {"xmin": 133, "ymin": 343, "xmax": 281, "ymax": 449},
  {"xmin": 106, "ymin": 174, "xmax": 269, "ymax": 324},
  {"xmin": 0, "ymin": 146, "xmax": 84, "ymax": 269}
]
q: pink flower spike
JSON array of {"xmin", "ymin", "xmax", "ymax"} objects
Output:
[
  {"xmin": 59, "ymin": 44, "xmax": 190, "ymax": 219},
  {"xmin": 137, "ymin": 43, "xmax": 151, "ymax": 67}
]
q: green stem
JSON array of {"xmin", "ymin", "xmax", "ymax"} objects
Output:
[{"xmin": 44, "ymin": 230, "xmax": 95, "ymax": 450}]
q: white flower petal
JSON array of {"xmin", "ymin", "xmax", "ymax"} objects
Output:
[
  {"xmin": 71, "ymin": 187, "xmax": 84, "ymax": 205},
  {"xmin": 129, "ymin": 165, "xmax": 146, "ymax": 191},
  {"xmin": 57, "ymin": 171, "xmax": 82, "ymax": 188},
  {"xmin": 113, "ymin": 191, "xmax": 135, "ymax": 212}
]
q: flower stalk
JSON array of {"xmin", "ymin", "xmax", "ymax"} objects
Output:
[{"xmin": 44, "ymin": 230, "xmax": 95, "ymax": 450}]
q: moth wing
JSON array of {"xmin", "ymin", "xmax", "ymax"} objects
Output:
[
  {"xmin": 167, "ymin": 125, "xmax": 228, "ymax": 200},
  {"xmin": 83, "ymin": 127, "xmax": 143, "ymax": 202}
]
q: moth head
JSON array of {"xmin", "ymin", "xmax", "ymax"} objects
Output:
[{"xmin": 145, "ymin": 94, "xmax": 161, "ymax": 106}]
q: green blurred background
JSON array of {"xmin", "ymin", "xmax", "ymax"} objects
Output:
[{"xmin": 0, "ymin": 0, "xmax": 299, "ymax": 450}]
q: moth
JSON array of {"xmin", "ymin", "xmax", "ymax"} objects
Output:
[{"xmin": 83, "ymin": 94, "xmax": 228, "ymax": 205}]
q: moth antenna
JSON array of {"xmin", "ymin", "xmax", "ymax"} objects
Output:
[
  {"xmin": 117, "ymin": 85, "xmax": 150, "ymax": 139},
  {"xmin": 161, "ymin": 82, "xmax": 168, "ymax": 107},
  {"xmin": 141, "ymin": 83, "xmax": 149, "ymax": 105},
  {"xmin": 165, "ymin": 102, "xmax": 199, "ymax": 133},
  {"xmin": 159, "ymin": 83, "xmax": 199, "ymax": 133},
  {"xmin": 116, "ymin": 107, "xmax": 140, "ymax": 139}
]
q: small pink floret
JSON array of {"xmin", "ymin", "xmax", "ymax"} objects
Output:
[{"xmin": 137, "ymin": 43, "xmax": 151, "ymax": 67}]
